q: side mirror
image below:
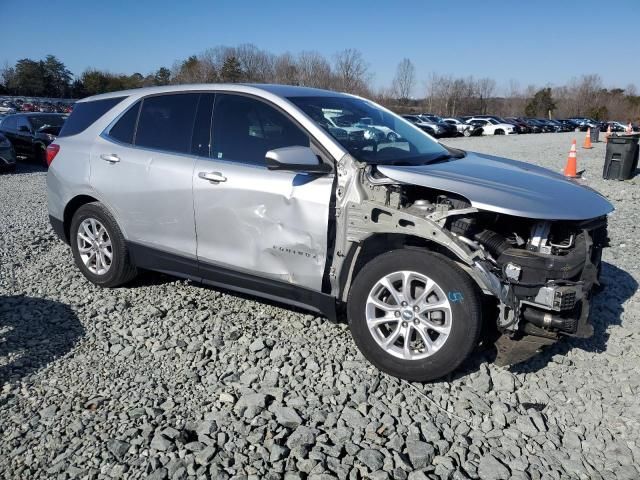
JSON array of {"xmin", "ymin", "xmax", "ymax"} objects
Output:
[{"xmin": 265, "ymin": 146, "xmax": 332, "ymax": 174}]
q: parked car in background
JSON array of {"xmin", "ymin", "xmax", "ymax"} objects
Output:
[
  {"xmin": 568, "ymin": 117, "xmax": 601, "ymax": 132},
  {"xmin": 524, "ymin": 118, "xmax": 553, "ymax": 133},
  {"xmin": 537, "ymin": 119, "xmax": 563, "ymax": 132},
  {"xmin": 0, "ymin": 113, "xmax": 67, "ymax": 165},
  {"xmin": 419, "ymin": 114, "xmax": 458, "ymax": 137},
  {"xmin": 504, "ymin": 117, "xmax": 532, "ymax": 134},
  {"xmin": 20, "ymin": 102, "xmax": 37, "ymax": 112},
  {"xmin": 604, "ymin": 121, "xmax": 629, "ymax": 132},
  {"xmin": 402, "ymin": 114, "xmax": 440, "ymax": 136},
  {"xmin": 442, "ymin": 117, "xmax": 483, "ymax": 136},
  {"xmin": 0, "ymin": 132, "xmax": 17, "ymax": 172},
  {"xmin": 0, "ymin": 101, "xmax": 17, "ymax": 114},
  {"xmin": 354, "ymin": 117, "xmax": 402, "ymax": 142},
  {"xmin": 548, "ymin": 119, "xmax": 573, "ymax": 132},
  {"xmin": 557, "ymin": 119, "xmax": 580, "ymax": 131},
  {"xmin": 470, "ymin": 115, "xmax": 523, "ymax": 134},
  {"xmin": 466, "ymin": 117, "xmax": 516, "ymax": 135},
  {"xmin": 47, "ymin": 84, "xmax": 613, "ymax": 381}
]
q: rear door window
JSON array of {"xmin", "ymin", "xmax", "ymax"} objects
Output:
[
  {"xmin": 212, "ymin": 94, "xmax": 309, "ymax": 166},
  {"xmin": 135, "ymin": 93, "xmax": 199, "ymax": 154},
  {"xmin": 17, "ymin": 117, "xmax": 32, "ymax": 132},
  {"xmin": 108, "ymin": 101, "xmax": 140, "ymax": 145},
  {"xmin": 58, "ymin": 97, "xmax": 125, "ymax": 137},
  {"xmin": 1, "ymin": 116, "xmax": 18, "ymax": 132}
]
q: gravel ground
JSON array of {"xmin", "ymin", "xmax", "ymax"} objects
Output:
[{"xmin": 1, "ymin": 132, "xmax": 639, "ymax": 480}]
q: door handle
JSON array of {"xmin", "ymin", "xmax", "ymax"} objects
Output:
[
  {"xmin": 198, "ymin": 171, "xmax": 227, "ymax": 183},
  {"xmin": 100, "ymin": 153, "xmax": 120, "ymax": 163}
]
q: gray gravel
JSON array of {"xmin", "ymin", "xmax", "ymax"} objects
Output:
[{"xmin": 1, "ymin": 132, "xmax": 639, "ymax": 479}]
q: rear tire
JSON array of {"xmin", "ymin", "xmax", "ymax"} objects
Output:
[
  {"xmin": 70, "ymin": 202, "xmax": 137, "ymax": 287},
  {"xmin": 463, "ymin": 129, "xmax": 471, "ymax": 137},
  {"xmin": 347, "ymin": 249, "xmax": 482, "ymax": 382}
]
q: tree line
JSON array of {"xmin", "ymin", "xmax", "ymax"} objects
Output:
[{"xmin": 1, "ymin": 47, "xmax": 639, "ymax": 121}]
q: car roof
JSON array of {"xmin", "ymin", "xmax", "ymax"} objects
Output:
[
  {"xmin": 78, "ymin": 83, "xmax": 352, "ymax": 103},
  {"xmin": 4, "ymin": 112, "xmax": 67, "ymax": 117}
]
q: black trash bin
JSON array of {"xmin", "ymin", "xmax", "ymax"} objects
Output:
[{"xmin": 603, "ymin": 134, "xmax": 639, "ymax": 180}]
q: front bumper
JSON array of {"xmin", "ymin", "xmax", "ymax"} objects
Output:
[{"xmin": 503, "ymin": 219, "xmax": 607, "ymax": 339}]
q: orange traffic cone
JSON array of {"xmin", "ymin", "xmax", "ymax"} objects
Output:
[
  {"xmin": 564, "ymin": 140, "xmax": 579, "ymax": 178},
  {"xmin": 583, "ymin": 128, "xmax": 593, "ymax": 149}
]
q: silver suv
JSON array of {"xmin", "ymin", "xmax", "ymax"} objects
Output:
[{"xmin": 47, "ymin": 84, "xmax": 613, "ymax": 381}]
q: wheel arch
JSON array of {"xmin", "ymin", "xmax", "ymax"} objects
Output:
[
  {"xmin": 63, "ymin": 194, "xmax": 101, "ymax": 242},
  {"xmin": 338, "ymin": 232, "xmax": 469, "ymax": 302}
]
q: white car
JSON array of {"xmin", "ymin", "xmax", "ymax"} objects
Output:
[
  {"xmin": 443, "ymin": 118, "xmax": 474, "ymax": 136},
  {"xmin": 0, "ymin": 102, "xmax": 17, "ymax": 114},
  {"xmin": 355, "ymin": 117, "xmax": 401, "ymax": 142},
  {"xmin": 467, "ymin": 117, "xmax": 516, "ymax": 136}
]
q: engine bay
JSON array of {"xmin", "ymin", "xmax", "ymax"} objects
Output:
[{"xmin": 331, "ymin": 158, "xmax": 610, "ymax": 346}]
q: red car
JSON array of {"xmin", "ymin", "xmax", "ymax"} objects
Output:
[{"xmin": 20, "ymin": 103, "xmax": 36, "ymax": 112}]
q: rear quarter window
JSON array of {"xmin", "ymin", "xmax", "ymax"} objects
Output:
[{"xmin": 58, "ymin": 97, "xmax": 125, "ymax": 137}]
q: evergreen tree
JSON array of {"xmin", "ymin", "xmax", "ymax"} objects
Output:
[
  {"xmin": 220, "ymin": 56, "xmax": 243, "ymax": 83},
  {"xmin": 525, "ymin": 87, "xmax": 556, "ymax": 117},
  {"xmin": 154, "ymin": 67, "xmax": 171, "ymax": 86}
]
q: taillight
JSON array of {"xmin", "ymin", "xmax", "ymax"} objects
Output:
[{"xmin": 46, "ymin": 144, "xmax": 60, "ymax": 166}]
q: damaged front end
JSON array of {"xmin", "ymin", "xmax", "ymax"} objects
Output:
[{"xmin": 330, "ymin": 152, "xmax": 612, "ymax": 365}]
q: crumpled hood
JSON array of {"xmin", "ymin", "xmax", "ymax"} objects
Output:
[{"xmin": 376, "ymin": 151, "xmax": 614, "ymax": 220}]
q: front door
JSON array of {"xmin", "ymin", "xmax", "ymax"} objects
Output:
[{"xmin": 193, "ymin": 93, "xmax": 334, "ymax": 292}]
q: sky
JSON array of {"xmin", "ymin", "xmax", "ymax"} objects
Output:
[{"xmin": 2, "ymin": 0, "xmax": 639, "ymax": 95}]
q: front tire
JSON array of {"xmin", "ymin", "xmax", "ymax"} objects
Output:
[
  {"xmin": 70, "ymin": 202, "xmax": 137, "ymax": 287},
  {"xmin": 347, "ymin": 249, "xmax": 482, "ymax": 382}
]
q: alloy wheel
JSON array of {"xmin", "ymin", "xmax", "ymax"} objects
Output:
[
  {"xmin": 365, "ymin": 270, "xmax": 452, "ymax": 360},
  {"xmin": 77, "ymin": 218, "xmax": 113, "ymax": 275}
]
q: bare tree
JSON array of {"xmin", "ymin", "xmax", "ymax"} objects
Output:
[
  {"xmin": 333, "ymin": 49, "xmax": 370, "ymax": 95},
  {"xmin": 392, "ymin": 58, "xmax": 415, "ymax": 103},
  {"xmin": 235, "ymin": 44, "xmax": 274, "ymax": 82},
  {"xmin": 476, "ymin": 77, "xmax": 496, "ymax": 114},
  {"xmin": 297, "ymin": 51, "xmax": 333, "ymax": 88},
  {"xmin": 171, "ymin": 55, "xmax": 217, "ymax": 84},
  {"xmin": 273, "ymin": 53, "xmax": 298, "ymax": 85}
]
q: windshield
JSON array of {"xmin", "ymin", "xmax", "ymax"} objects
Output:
[
  {"xmin": 289, "ymin": 96, "xmax": 448, "ymax": 165},
  {"xmin": 29, "ymin": 115, "xmax": 66, "ymax": 130}
]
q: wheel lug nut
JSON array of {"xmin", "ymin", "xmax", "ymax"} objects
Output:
[
  {"xmin": 413, "ymin": 306, "xmax": 419, "ymax": 312},
  {"xmin": 414, "ymin": 319, "xmax": 420, "ymax": 325},
  {"xmin": 401, "ymin": 321, "xmax": 408, "ymax": 327},
  {"xmin": 394, "ymin": 311, "xmax": 400, "ymax": 317},
  {"xmin": 401, "ymin": 301, "xmax": 408, "ymax": 307}
]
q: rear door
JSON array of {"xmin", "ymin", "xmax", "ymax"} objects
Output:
[
  {"xmin": 192, "ymin": 93, "xmax": 333, "ymax": 292},
  {"xmin": 91, "ymin": 93, "xmax": 204, "ymax": 264},
  {"xmin": 15, "ymin": 116, "xmax": 33, "ymax": 155},
  {"xmin": 0, "ymin": 116, "xmax": 19, "ymax": 153}
]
